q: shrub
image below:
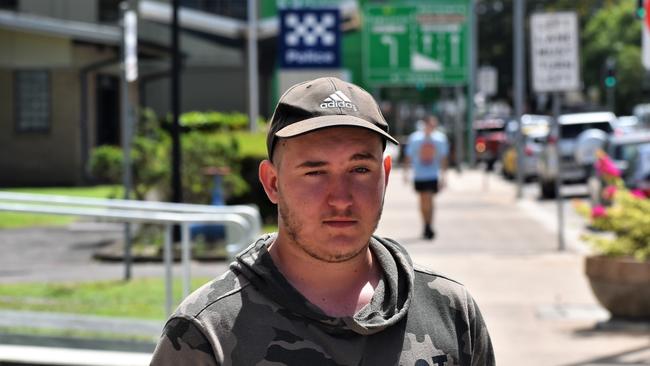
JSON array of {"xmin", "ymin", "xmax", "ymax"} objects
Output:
[
  {"xmin": 181, "ymin": 131, "xmax": 248, "ymax": 204},
  {"xmin": 577, "ymin": 151, "xmax": 650, "ymax": 261},
  {"xmin": 88, "ymin": 109, "xmax": 170, "ymax": 200},
  {"xmin": 171, "ymin": 111, "xmax": 266, "ymax": 132},
  {"xmin": 88, "ymin": 108, "xmax": 258, "ymax": 203},
  {"xmin": 88, "ymin": 145, "xmax": 123, "ymax": 183}
]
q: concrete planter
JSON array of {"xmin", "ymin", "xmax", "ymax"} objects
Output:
[{"xmin": 585, "ymin": 255, "xmax": 650, "ymax": 319}]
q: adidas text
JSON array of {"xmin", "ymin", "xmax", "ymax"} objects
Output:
[{"xmin": 320, "ymin": 101, "xmax": 358, "ymax": 111}]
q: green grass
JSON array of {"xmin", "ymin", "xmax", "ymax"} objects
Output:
[
  {"xmin": 0, "ymin": 185, "xmax": 122, "ymax": 229},
  {"xmin": 0, "ymin": 277, "xmax": 211, "ymax": 320}
]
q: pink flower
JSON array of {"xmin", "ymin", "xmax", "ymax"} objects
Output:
[
  {"xmin": 595, "ymin": 155, "xmax": 621, "ymax": 178},
  {"xmin": 591, "ymin": 205, "xmax": 607, "ymax": 218},
  {"xmin": 602, "ymin": 185, "xmax": 617, "ymax": 200},
  {"xmin": 631, "ymin": 189, "xmax": 646, "ymax": 199}
]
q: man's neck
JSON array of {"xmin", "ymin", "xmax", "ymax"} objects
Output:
[{"xmin": 268, "ymin": 238, "xmax": 381, "ymax": 317}]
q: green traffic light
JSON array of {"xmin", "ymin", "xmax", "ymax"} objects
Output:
[
  {"xmin": 638, "ymin": 8, "xmax": 646, "ymax": 19},
  {"xmin": 605, "ymin": 76, "xmax": 617, "ymax": 88}
]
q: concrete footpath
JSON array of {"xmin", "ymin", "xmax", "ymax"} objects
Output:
[
  {"xmin": 378, "ymin": 168, "xmax": 650, "ymax": 366},
  {"xmin": 1, "ymin": 167, "xmax": 649, "ymax": 365}
]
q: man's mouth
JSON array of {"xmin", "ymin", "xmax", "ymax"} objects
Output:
[{"xmin": 323, "ymin": 219, "xmax": 357, "ymax": 228}]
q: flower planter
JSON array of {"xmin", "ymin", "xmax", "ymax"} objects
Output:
[{"xmin": 585, "ymin": 255, "xmax": 650, "ymax": 319}]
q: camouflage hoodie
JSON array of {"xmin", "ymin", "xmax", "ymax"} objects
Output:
[{"xmin": 150, "ymin": 234, "xmax": 495, "ymax": 366}]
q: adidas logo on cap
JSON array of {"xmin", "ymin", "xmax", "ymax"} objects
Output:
[{"xmin": 320, "ymin": 91, "xmax": 358, "ymax": 112}]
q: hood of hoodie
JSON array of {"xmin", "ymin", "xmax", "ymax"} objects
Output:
[{"xmin": 231, "ymin": 234, "xmax": 414, "ymax": 336}]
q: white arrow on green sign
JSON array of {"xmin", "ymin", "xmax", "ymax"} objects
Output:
[{"xmin": 362, "ymin": 1, "xmax": 470, "ymax": 86}]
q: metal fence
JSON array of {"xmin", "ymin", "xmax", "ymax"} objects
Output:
[{"xmin": 0, "ymin": 192, "xmax": 262, "ymax": 314}]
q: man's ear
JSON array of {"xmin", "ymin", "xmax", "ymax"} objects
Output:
[
  {"xmin": 383, "ymin": 154, "xmax": 392, "ymax": 185},
  {"xmin": 259, "ymin": 159, "xmax": 279, "ymax": 204}
]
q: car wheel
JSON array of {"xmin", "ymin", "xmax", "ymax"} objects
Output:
[{"xmin": 540, "ymin": 179, "xmax": 557, "ymax": 199}]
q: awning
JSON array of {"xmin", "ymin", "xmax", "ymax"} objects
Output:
[{"xmin": 138, "ymin": 0, "xmax": 359, "ymax": 40}]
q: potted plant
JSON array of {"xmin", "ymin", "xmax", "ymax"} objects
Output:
[{"xmin": 575, "ymin": 151, "xmax": 650, "ymax": 319}]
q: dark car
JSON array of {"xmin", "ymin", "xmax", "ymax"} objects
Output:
[{"xmin": 473, "ymin": 116, "xmax": 509, "ymax": 170}]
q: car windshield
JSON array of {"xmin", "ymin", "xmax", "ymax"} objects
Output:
[
  {"xmin": 560, "ymin": 121, "xmax": 613, "ymax": 139},
  {"xmin": 612, "ymin": 142, "xmax": 650, "ymax": 161}
]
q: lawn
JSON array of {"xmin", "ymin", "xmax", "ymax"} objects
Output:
[
  {"xmin": 0, "ymin": 185, "xmax": 122, "ymax": 229},
  {"xmin": 0, "ymin": 277, "xmax": 210, "ymax": 320}
]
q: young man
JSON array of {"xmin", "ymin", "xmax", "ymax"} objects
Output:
[
  {"xmin": 150, "ymin": 77, "xmax": 494, "ymax": 365},
  {"xmin": 404, "ymin": 116, "xmax": 449, "ymax": 240}
]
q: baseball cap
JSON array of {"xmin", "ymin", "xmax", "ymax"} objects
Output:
[{"xmin": 267, "ymin": 77, "xmax": 398, "ymax": 157}]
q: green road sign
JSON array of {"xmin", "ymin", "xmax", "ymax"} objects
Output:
[{"xmin": 362, "ymin": 1, "xmax": 469, "ymax": 86}]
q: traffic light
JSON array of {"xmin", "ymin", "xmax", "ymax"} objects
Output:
[
  {"xmin": 605, "ymin": 58, "xmax": 616, "ymax": 88},
  {"xmin": 638, "ymin": 0, "xmax": 647, "ymax": 19}
]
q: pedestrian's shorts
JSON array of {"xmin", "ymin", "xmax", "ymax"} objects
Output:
[{"xmin": 414, "ymin": 179, "xmax": 439, "ymax": 193}]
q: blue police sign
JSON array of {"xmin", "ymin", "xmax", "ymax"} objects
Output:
[{"xmin": 279, "ymin": 8, "xmax": 341, "ymax": 68}]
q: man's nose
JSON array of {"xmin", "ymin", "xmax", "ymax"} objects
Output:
[{"xmin": 326, "ymin": 175, "xmax": 353, "ymax": 210}]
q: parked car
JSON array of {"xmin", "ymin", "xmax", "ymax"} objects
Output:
[
  {"xmin": 588, "ymin": 131, "xmax": 650, "ymax": 205},
  {"xmin": 613, "ymin": 115, "xmax": 640, "ymax": 135},
  {"xmin": 537, "ymin": 111, "xmax": 616, "ymax": 199},
  {"xmin": 501, "ymin": 114, "xmax": 551, "ymax": 180},
  {"xmin": 473, "ymin": 115, "xmax": 509, "ymax": 170}
]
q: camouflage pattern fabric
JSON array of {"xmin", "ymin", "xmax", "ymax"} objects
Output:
[{"xmin": 150, "ymin": 234, "xmax": 495, "ymax": 366}]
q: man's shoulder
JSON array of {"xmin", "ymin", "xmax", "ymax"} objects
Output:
[
  {"xmin": 433, "ymin": 131, "xmax": 449, "ymax": 143},
  {"xmin": 412, "ymin": 263, "xmax": 467, "ymax": 296},
  {"xmin": 408, "ymin": 130, "xmax": 424, "ymax": 142},
  {"xmin": 173, "ymin": 268, "xmax": 250, "ymax": 319}
]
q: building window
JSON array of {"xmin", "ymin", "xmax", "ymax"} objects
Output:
[
  {"xmin": 0, "ymin": 0, "xmax": 18, "ymax": 11},
  {"xmin": 15, "ymin": 70, "xmax": 50, "ymax": 133},
  {"xmin": 98, "ymin": 0, "xmax": 121, "ymax": 23}
]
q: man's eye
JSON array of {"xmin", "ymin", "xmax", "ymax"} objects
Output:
[
  {"xmin": 305, "ymin": 171, "xmax": 325, "ymax": 176},
  {"xmin": 353, "ymin": 167, "xmax": 370, "ymax": 174}
]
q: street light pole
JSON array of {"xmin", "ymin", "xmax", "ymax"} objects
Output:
[
  {"xmin": 513, "ymin": 0, "xmax": 526, "ymax": 199},
  {"xmin": 171, "ymin": 0, "xmax": 182, "ymax": 205},
  {"xmin": 247, "ymin": 0, "xmax": 259, "ymax": 132},
  {"xmin": 120, "ymin": 2, "xmax": 134, "ymax": 281},
  {"xmin": 468, "ymin": 0, "xmax": 477, "ymax": 167}
]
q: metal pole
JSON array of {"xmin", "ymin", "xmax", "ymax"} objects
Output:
[
  {"xmin": 164, "ymin": 224, "xmax": 173, "ymax": 315},
  {"xmin": 181, "ymin": 222, "xmax": 191, "ymax": 298},
  {"xmin": 171, "ymin": 0, "xmax": 182, "ymax": 204},
  {"xmin": 455, "ymin": 86, "xmax": 465, "ymax": 166},
  {"xmin": 247, "ymin": 0, "xmax": 259, "ymax": 132},
  {"xmin": 553, "ymin": 92, "xmax": 565, "ymax": 251},
  {"xmin": 120, "ymin": 2, "xmax": 133, "ymax": 280},
  {"xmin": 514, "ymin": 0, "xmax": 526, "ymax": 199},
  {"xmin": 468, "ymin": 0, "xmax": 477, "ymax": 166}
]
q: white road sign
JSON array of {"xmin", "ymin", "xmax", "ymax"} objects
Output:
[
  {"xmin": 530, "ymin": 12, "xmax": 580, "ymax": 92},
  {"xmin": 478, "ymin": 65, "xmax": 498, "ymax": 97},
  {"xmin": 124, "ymin": 10, "xmax": 138, "ymax": 82}
]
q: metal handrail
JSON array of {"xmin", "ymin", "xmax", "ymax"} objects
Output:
[
  {"xmin": 0, "ymin": 191, "xmax": 262, "ymax": 243},
  {"xmin": 0, "ymin": 197, "xmax": 259, "ymax": 315}
]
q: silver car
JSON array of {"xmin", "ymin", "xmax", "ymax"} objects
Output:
[
  {"xmin": 501, "ymin": 115, "xmax": 550, "ymax": 180},
  {"xmin": 537, "ymin": 112, "xmax": 616, "ymax": 199}
]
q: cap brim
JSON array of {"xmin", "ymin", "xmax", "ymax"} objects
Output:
[{"xmin": 275, "ymin": 115, "xmax": 399, "ymax": 145}]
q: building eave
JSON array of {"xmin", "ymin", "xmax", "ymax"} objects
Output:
[{"xmin": 0, "ymin": 9, "xmax": 120, "ymax": 45}]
